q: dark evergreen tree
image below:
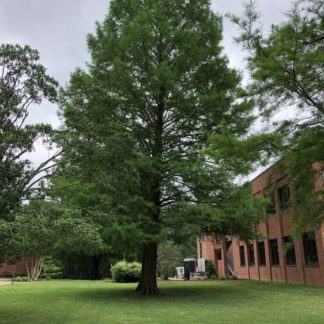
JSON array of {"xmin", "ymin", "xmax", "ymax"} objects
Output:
[{"xmin": 59, "ymin": 0, "xmax": 262, "ymax": 295}]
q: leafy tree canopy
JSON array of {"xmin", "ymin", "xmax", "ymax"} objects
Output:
[
  {"xmin": 0, "ymin": 201, "xmax": 104, "ymax": 280},
  {"xmin": 0, "ymin": 44, "xmax": 59, "ymax": 220}
]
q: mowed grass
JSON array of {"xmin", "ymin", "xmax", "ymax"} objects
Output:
[{"xmin": 0, "ymin": 280, "xmax": 324, "ymax": 324}]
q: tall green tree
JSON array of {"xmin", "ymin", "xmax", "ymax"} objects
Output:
[
  {"xmin": 228, "ymin": 0, "xmax": 324, "ymax": 228},
  {"xmin": 0, "ymin": 44, "xmax": 59, "ymax": 220},
  {"xmin": 59, "ymin": 0, "xmax": 262, "ymax": 295}
]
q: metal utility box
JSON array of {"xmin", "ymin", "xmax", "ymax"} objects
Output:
[{"xmin": 183, "ymin": 258, "xmax": 196, "ymax": 273}]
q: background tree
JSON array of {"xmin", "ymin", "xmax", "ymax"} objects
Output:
[
  {"xmin": 0, "ymin": 44, "xmax": 59, "ymax": 220},
  {"xmin": 51, "ymin": 137, "xmax": 144, "ymax": 279},
  {"xmin": 59, "ymin": 0, "xmax": 263, "ymax": 295},
  {"xmin": 0, "ymin": 201, "xmax": 103, "ymax": 281},
  {"xmin": 157, "ymin": 241, "xmax": 182, "ymax": 279},
  {"xmin": 227, "ymin": 0, "xmax": 324, "ymax": 228}
]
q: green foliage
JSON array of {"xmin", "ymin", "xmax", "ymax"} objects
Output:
[
  {"xmin": 41, "ymin": 258, "xmax": 63, "ymax": 279},
  {"xmin": 205, "ymin": 132, "xmax": 281, "ymax": 175},
  {"xmin": 13, "ymin": 276, "xmax": 29, "ymax": 282},
  {"xmin": 177, "ymin": 238, "xmax": 197, "ymax": 259},
  {"xmin": 206, "ymin": 261, "xmax": 215, "ymax": 278},
  {"xmin": 0, "ymin": 44, "xmax": 58, "ymax": 220},
  {"xmin": 229, "ymin": 0, "xmax": 323, "ymax": 119},
  {"xmin": 228, "ymin": 0, "xmax": 324, "ymax": 229},
  {"xmin": 157, "ymin": 241, "xmax": 182, "ymax": 279},
  {"xmin": 0, "ymin": 201, "xmax": 104, "ymax": 279},
  {"xmin": 167, "ymin": 185, "xmax": 266, "ymax": 242},
  {"xmin": 111, "ymin": 261, "xmax": 142, "ymax": 283},
  {"xmin": 59, "ymin": 0, "xmax": 258, "ymax": 239}
]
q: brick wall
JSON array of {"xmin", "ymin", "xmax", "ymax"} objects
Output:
[
  {"xmin": 198, "ymin": 163, "xmax": 324, "ymax": 287},
  {"xmin": 0, "ymin": 261, "xmax": 26, "ymax": 277}
]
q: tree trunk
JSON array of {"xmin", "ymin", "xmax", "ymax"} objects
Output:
[
  {"xmin": 136, "ymin": 242, "xmax": 160, "ymax": 296},
  {"xmin": 135, "ymin": 83, "xmax": 164, "ymax": 296},
  {"xmin": 25, "ymin": 256, "xmax": 43, "ymax": 281}
]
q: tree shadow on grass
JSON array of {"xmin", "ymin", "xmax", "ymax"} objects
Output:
[{"xmin": 74, "ymin": 280, "xmax": 262, "ymax": 306}]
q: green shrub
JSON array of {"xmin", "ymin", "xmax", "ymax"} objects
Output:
[
  {"xmin": 41, "ymin": 258, "xmax": 63, "ymax": 279},
  {"xmin": 14, "ymin": 276, "xmax": 29, "ymax": 282},
  {"xmin": 206, "ymin": 260, "xmax": 216, "ymax": 278},
  {"xmin": 111, "ymin": 261, "xmax": 141, "ymax": 283}
]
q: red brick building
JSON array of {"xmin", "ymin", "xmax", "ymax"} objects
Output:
[{"xmin": 198, "ymin": 163, "xmax": 324, "ymax": 286}]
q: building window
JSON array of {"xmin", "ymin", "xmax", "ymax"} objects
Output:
[
  {"xmin": 284, "ymin": 236, "xmax": 296, "ymax": 266},
  {"xmin": 278, "ymin": 185, "xmax": 291, "ymax": 210},
  {"xmin": 258, "ymin": 241, "xmax": 266, "ymax": 266},
  {"xmin": 266, "ymin": 194, "xmax": 276, "ymax": 214},
  {"xmin": 270, "ymin": 239, "xmax": 280, "ymax": 266},
  {"xmin": 215, "ymin": 248, "xmax": 222, "ymax": 261},
  {"xmin": 199, "ymin": 242, "xmax": 203, "ymax": 258},
  {"xmin": 240, "ymin": 245, "xmax": 246, "ymax": 266},
  {"xmin": 248, "ymin": 243, "xmax": 255, "ymax": 267},
  {"xmin": 303, "ymin": 232, "xmax": 319, "ymax": 266}
]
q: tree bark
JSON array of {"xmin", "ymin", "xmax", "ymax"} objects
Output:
[
  {"xmin": 25, "ymin": 256, "xmax": 43, "ymax": 281},
  {"xmin": 136, "ymin": 242, "xmax": 160, "ymax": 296},
  {"xmin": 135, "ymin": 71, "xmax": 164, "ymax": 296}
]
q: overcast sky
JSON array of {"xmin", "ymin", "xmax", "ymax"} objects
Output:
[{"xmin": 0, "ymin": 0, "xmax": 292, "ymax": 167}]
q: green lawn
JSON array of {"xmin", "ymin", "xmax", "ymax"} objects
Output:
[{"xmin": 0, "ymin": 280, "xmax": 323, "ymax": 324}]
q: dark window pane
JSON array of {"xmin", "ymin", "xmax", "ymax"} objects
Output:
[
  {"xmin": 270, "ymin": 239, "xmax": 280, "ymax": 265},
  {"xmin": 284, "ymin": 236, "xmax": 296, "ymax": 266},
  {"xmin": 258, "ymin": 241, "xmax": 266, "ymax": 266},
  {"xmin": 278, "ymin": 185, "xmax": 291, "ymax": 210},
  {"xmin": 199, "ymin": 242, "xmax": 203, "ymax": 258},
  {"xmin": 266, "ymin": 194, "xmax": 276, "ymax": 214},
  {"xmin": 240, "ymin": 246, "xmax": 246, "ymax": 266},
  {"xmin": 303, "ymin": 232, "xmax": 319, "ymax": 265},
  {"xmin": 215, "ymin": 249, "xmax": 222, "ymax": 261},
  {"xmin": 248, "ymin": 243, "xmax": 255, "ymax": 267}
]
